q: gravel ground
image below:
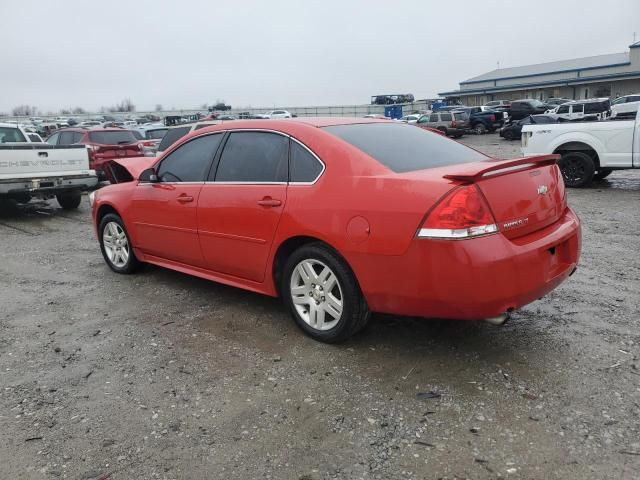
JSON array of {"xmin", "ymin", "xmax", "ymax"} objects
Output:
[{"xmin": 1, "ymin": 134, "xmax": 639, "ymax": 480}]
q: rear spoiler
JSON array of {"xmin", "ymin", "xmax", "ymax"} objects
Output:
[{"xmin": 443, "ymin": 155, "xmax": 559, "ymax": 182}]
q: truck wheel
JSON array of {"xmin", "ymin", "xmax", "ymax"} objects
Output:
[
  {"xmin": 56, "ymin": 191, "xmax": 82, "ymax": 209},
  {"xmin": 473, "ymin": 123, "xmax": 487, "ymax": 135},
  {"xmin": 558, "ymin": 152, "xmax": 595, "ymax": 188},
  {"xmin": 98, "ymin": 213, "xmax": 140, "ymax": 274},
  {"xmin": 281, "ymin": 243, "xmax": 370, "ymax": 343},
  {"xmin": 503, "ymin": 130, "xmax": 514, "ymax": 140},
  {"xmin": 593, "ymin": 169, "xmax": 613, "ymax": 180}
]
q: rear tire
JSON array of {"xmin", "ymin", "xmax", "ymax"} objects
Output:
[
  {"xmin": 558, "ymin": 152, "xmax": 595, "ymax": 188},
  {"xmin": 56, "ymin": 191, "xmax": 82, "ymax": 210},
  {"xmin": 503, "ymin": 130, "xmax": 515, "ymax": 140},
  {"xmin": 98, "ymin": 213, "xmax": 140, "ymax": 274},
  {"xmin": 593, "ymin": 168, "xmax": 613, "ymax": 180},
  {"xmin": 473, "ymin": 123, "xmax": 487, "ymax": 135},
  {"xmin": 281, "ymin": 243, "xmax": 370, "ymax": 343}
]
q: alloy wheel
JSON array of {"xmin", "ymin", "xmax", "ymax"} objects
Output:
[
  {"xmin": 290, "ymin": 259, "xmax": 343, "ymax": 331},
  {"xmin": 102, "ymin": 221, "xmax": 130, "ymax": 268}
]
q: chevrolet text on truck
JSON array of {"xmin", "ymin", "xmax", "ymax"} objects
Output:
[
  {"xmin": 521, "ymin": 110, "xmax": 640, "ymax": 187},
  {"xmin": 0, "ymin": 123, "xmax": 98, "ymax": 208}
]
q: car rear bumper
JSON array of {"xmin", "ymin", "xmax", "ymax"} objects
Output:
[
  {"xmin": 0, "ymin": 174, "xmax": 98, "ymax": 196},
  {"xmin": 351, "ymin": 207, "xmax": 581, "ymax": 320}
]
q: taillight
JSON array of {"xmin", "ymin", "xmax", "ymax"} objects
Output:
[
  {"xmin": 451, "ymin": 120, "xmax": 457, "ymax": 128},
  {"xmin": 417, "ymin": 185, "xmax": 498, "ymax": 239},
  {"xmin": 490, "ymin": 114, "xmax": 495, "ymax": 122}
]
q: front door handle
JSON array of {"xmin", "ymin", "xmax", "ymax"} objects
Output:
[
  {"xmin": 177, "ymin": 195, "xmax": 194, "ymax": 203},
  {"xmin": 257, "ymin": 197, "xmax": 282, "ymax": 207}
]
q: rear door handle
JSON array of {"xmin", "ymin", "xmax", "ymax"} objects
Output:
[
  {"xmin": 177, "ymin": 195, "xmax": 194, "ymax": 203},
  {"xmin": 257, "ymin": 197, "xmax": 282, "ymax": 207}
]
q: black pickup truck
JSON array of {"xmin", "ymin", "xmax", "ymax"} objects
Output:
[{"xmin": 451, "ymin": 107, "xmax": 506, "ymax": 134}]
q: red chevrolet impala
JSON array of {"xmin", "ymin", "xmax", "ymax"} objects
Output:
[{"xmin": 90, "ymin": 118, "xmax": 581, "ymax": 342}]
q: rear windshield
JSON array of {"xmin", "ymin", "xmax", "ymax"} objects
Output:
[
  {"xmin": 146, "ymin": 128, "xmax": 168, "ymax": 140},
  {"xmin": 158, "ymin": 126, "xmax": 191, "ymax": 151},
  {"xmin": 323, "ymin": 123, "xmax": 487, "ymax": 173},
  {"xmin": 88, "ymin": 131, "xmax": 137, "ymax": 145}
]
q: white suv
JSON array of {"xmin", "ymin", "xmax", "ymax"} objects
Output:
[
  {"xmin": 611, "ymin": 94, "xmax": 640, "ymax": 118},
  {"xmin": 265, "ymin": 110, "xmax": 292, "ymax": 118}
]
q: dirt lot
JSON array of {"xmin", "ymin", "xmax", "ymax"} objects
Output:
[{"xmin": 1, "ymin": 134, "xmax": 639, "ymax": 480}]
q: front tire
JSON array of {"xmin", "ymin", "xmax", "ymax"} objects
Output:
[
  {"xmin": 281, "ymin": 243, "xmax": 369, "ymax": 343},
  {"xmin": 98, "ymin": 213, "xmax": 140, "ymax": 273},
  {"xmin": 558, "ymin": 152, "xmax": 595, "ymax": 188},
  {"xmin": 56, "ymin": 191, "xmax": 81, "ymax": 209}
]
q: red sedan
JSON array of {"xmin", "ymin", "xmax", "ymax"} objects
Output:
[{"xmin": 90, "ymin": 118, "xmax": 581, "ymax": 343}]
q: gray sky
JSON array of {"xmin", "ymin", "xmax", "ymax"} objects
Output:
[{"xmin": 1, "ymin": 0, "xmax": 639, "ymax": 113}]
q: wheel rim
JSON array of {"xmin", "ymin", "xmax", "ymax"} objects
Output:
[
  {"xmin": 475, "ymin": 125, "xmax": 485, "ymax": 134},
  {"xmin": 290, "ymin": 259, "xmax": 343, "ymax": 331},
  {"xmin": 561, "ymin": 157, "xmax": 586, "ymax": 184},
  {"xmin": 103, "ymin": 221, "xmax": 130, "ymax": 268}
]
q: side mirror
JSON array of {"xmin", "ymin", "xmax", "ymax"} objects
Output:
[{"xmin": 139, "ymin": 167, "xmax": 159, "ymax": 183}]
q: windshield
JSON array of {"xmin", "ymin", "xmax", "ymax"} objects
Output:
[
  {"xmin": 529, "ymin": 100, "xmax": 545, "ymax": 107},
  {"xmin": 323, "ymin": 123, "xmax": 487, "ymax": 173},
  {"xmin": 88, "ymin": 131, "xmax": 137, "ymax": 145}
]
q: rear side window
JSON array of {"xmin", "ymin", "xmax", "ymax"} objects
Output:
[
  {"xmin": 215, "ymin": 132, "xmax": 288, "ymax": 182},
  {"xmin": 290, "ymin": 141, "xmax": 323, "ymax": 183},
  {"xmin": 428, "ymin": 114, "xmax": 438, "ymax": 122},
  {"xmin": 157, "ymin": 126, "xmax": 191, "ymax": 152},
  {"xmin": 88, "ymin": 131, "xmax": 137, "ymax": 145},
  {"xmin": 440, "ymin": 113, "xmax": 452, "ymax": 121},
  {"xmin": 46, "ymin": 132, "xmax": 60, "ymax": 145},
  {"xmin": 0, "ymin": 127, "xmax": 27, "ymax": 143},
  {"xmin": 72, "ymin": 132, "xmax": 84, "ymax": 143},
  {"xmin": 157, "ymin": 133, "xmax": 223, "ymax": 182},
  {"xmin": 28, "ymin": 134, "xmax": 42, "ymax": 142},
  {"xmin": 59, "ymin": 131, "xmax": 76, "ymax": 144},
  {"xmin": 323, "ymin": 123, "xmax": 487, "ymax": 173},
  {"xmin": 454, "ymin": 113, "xmax": 467, "ymax": 121}
]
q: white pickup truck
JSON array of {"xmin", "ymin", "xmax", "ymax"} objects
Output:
[
  {"xmin": 0, "ymin": 123, "xmax": 98, "ymax": 209},
  {"xmin": 521, "ymin": 109, "xmax": 640, "ymax": 187}
]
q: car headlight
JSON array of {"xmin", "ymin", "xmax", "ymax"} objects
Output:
[{"xmin": 88, "ymin": 191, "xmax": 96, "ymax": 207}]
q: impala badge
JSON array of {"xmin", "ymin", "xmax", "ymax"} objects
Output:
[{"xmin": 537, "ymin": 185, "xmax": 549, "ymax": 195}]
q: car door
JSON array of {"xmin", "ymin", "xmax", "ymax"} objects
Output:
[
  {"xmin": 129, "ymin": 133, "xmax": 224, "ymax": 267},
  {"xmin": 197, "ymin": 130, "xmax": 289, "ymax": 282}
]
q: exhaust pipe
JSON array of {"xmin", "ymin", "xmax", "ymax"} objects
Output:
[{"xmin": 484, "ymin": 312, "xmax": 510, "ymax": 326}]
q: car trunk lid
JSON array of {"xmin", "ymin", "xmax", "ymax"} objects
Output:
[{"xmin": 442, "ymin": 155, "xmax": 566, "ymax": 239}]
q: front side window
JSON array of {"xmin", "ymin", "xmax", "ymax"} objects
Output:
[
  {"xmin": 557, "ymin": 105, "xmax": 570, "ymax": 114},
  {"xmin": 428, "ymin": 114, "xmax": 439, "ymax": 122},
  {"xmin": 28, "ymin": 134, "xmax": 42, "ymax": 142},
  {"xmin": 157, "ymin": 133, "xmax": 223, "ymax": 182},
  {"xmin": 290, "ymin": 141, "xmax": 323, "ymax": 183},
  {"xmin": 215, "ymin": 132, "xmax": 288, "ymax": 182},
  {"xmin": 612, "ymin": 97, "xmax": 626, "ymax": 105},
  {"xmin": 72, "ymin": 132, "xmax": 85, "ymax": 143}
]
